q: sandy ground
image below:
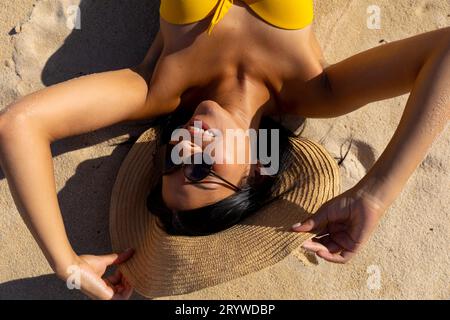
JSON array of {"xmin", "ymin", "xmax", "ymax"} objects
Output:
[{"xmin": 0, "ymin": 0, "xmax": 449, "ymax": 300}]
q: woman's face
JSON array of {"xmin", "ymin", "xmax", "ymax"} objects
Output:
[{"xmin": 162, "ymin": 100, "xmax": 251, "ymax": 211}]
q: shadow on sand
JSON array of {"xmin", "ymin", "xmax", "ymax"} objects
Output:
[{"xmin": 0, "ymin": 273, "xmax": 145, "ymax": 300}]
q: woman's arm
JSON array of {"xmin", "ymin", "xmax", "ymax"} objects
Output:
[
  {"xmin": 327, "ymin": 26, "xmax": 450, "ymax": 206},
  {"xmin": 291, "ymin": 27, "xmax": 450, "ymax": 263},
  {"xmin": 0, "ymin": 32, "xmax": 165, "ymax": 298}
]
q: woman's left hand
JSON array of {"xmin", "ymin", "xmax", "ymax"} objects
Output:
[{"xmin": 292, "ymin": 186, "xmax": 387, "ymax": 264}]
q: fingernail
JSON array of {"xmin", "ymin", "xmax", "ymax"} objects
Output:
[
  {"xmin": 302, "ymin": 243, "xmax": 314, "ymax": 250},
  {"xmin": 291, "ymin": 222, "xmax": 302, "ymax": 230}
]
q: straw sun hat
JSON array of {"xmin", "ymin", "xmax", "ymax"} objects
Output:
[{"xmin": 110, "ymin": 126, "xmax": 340, "ymax": 298}]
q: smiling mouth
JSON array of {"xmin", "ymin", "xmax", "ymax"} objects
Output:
[
  {"xmin": 186, "ymin": 118, "xmax": 216, "ymax": 138},
  {"xmin": 191, "ymin": 117, "xmax": 210, "ymax": 130}
]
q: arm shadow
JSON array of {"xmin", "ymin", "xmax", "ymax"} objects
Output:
[
  {"xmin": 0, "ymin": 274, "xmax": 146, "ymax": 300},
  {"xmin": 0, "ymin": 275, "xmax": 88, "ymax": 300},
  {"xmin": 42, "ymin": 0, "xmax": 160, "ymax": 86}
]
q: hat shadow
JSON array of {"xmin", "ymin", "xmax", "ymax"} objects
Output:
[{"xmin": 0, "ymin": 0, "xmax": 160, "ymax": 299}]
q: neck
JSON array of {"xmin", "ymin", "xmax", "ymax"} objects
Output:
[{"xmin": 207, "ymin": 75, "xmax": 270, "ymax": 130}]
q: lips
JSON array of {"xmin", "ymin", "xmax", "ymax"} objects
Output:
[
  {"xmin": 187, "ymin": 126, "xmax": 215, "ymax": 139},
  {"xmin": 187, "ymin": 118, "xmax": 215, "ymax": 138},
  {"xmin": 190, "ymin": 117, "xmax": 210, "ymax": 131}
]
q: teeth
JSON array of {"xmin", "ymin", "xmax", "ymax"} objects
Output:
[
  {"xmin": 189, "ymin": 126, "xmax": 203, "ymax": 133},
  {"xmin": 188, "ymin": 126, "xmax": 216, "ymax": 138}
]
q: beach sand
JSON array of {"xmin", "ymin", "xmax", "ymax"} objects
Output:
[{"xmin": 0, "ymin": 0, "xmax": 449, "ymax": 299}]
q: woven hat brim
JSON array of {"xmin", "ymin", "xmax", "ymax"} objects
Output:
[{"xmin": 110, "ymin": 127, "xmax": 340, "ymax": 298}]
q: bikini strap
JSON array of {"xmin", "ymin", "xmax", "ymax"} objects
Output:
[{"xmin": 207, "ymin": 0, "xmax": 234, "ymax": 35}]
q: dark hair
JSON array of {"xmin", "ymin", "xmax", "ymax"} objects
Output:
[{"xmin": 146, "ymin": 113, "xmax": 295, "ymax": 236}]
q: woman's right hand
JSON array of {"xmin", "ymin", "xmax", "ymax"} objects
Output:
[
  {"xmin": 292, "ymin": 184, "xmax": 387, "ymax": 264},
  {"xmin": 57, "ymin": 248, "xmax": 135, "ymax": 300}
]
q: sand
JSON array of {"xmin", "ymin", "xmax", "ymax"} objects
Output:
[{"xmin": 0, "ymin": 0, "xmax": 449, "ymax": 300}]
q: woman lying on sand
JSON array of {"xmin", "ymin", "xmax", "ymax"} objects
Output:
[{"xmin": 0, "ymin": 0, "xmax": 448, "ymax": 299}]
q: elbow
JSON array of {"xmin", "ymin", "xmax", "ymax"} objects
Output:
[
  {"xmin": 444, "ymin": 26, "xmax": 450, "ymax": 43},
  {"xmin": 0, "ymin": 107, "xmax": 19, "ymax": 142},
  {"xmin": 433, "ymin": 27, "xmax": 450, "ymax": 58},
  {"xmin": 0, "ymin": 104, "xmax": 42, "ymax": 144},
  {"xmin": 441, "ymin": 27, "xmax": 450, "ymax": 57}
]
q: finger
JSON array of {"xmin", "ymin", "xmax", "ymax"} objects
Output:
[
  {"xmin": 331, "ymin": 231, "xmax": 360, "ymax": 253},
  {"xmin": 114, "ymin": 248, "xmax": 135, "ymax": 265},
  {"xmin": 303, "ymin": 238, "xmax": 343, "ymax": 255},
  {"xmin": 106, "ymin": 269, "xmax": 123, "ymax": 286},
  {"xmin": 104, "ymin": 282, "xmax": 119, "ymax": 295},
  {"xmin": 317, "ymin": 236, "xmax": 343, "ymax": 254},
  {"xmin": 301, "ymin": 239, "xmax": 329, "ymax": 253},
  {"xmin": 103, "ymin": 278, "xmax": 114, "ymax": 291},
  {"xmin": 80, "ymin": 273, "xmax": 115, "ymax": 300},
  {"xmin": 292, "ymin": 208, "xmax": 329, "ymax": 233},
  {"xmin": 122, "ymin": 280, "xmax": 134, "ymax": 300},
  {"xmin": 116, "ymin": 285, "xmax": 125, "ymax": 294},
  {"xmin": 122, "ymin": 276, "xmax": 132, "ymax": 291},
  {"xmin": 123, "ymin": 277, "xmax": 130, "ymax": 288},
  {"xmin": 114, "ymin": 286, "xmax": 134, "ymax": 300},
  {"xmin": 316, "ymin": 250, "xmax": 355, "ymax": 264},
  {"xmin": 105, "ymin": 273, "xmax": 126, "ymax": 295},
  {"xmin": 101, "ymin": 248, "xmax": 135, "ymax": 266},
  {"xmin": 112, "ymin": 280, "xmax": 134, "ymax": 300}
]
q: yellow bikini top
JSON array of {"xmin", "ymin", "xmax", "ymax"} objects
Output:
[{"xmin": 160, "ymin": 0, "xmax": 314, "ymax": 35}]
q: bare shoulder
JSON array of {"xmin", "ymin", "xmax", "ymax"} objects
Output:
[
  {"xmin": 143, "ymin": 53, "xmax": 189, "ymax": 118},
  {"xmin": 133, "ymin": 26, "xmax": 193, "ymax": 118}
]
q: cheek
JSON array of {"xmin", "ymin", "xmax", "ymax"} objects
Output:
[
  {"xmin": 162, "ymin": 173, "xmax": 184, "ymax": 197},
  {"xmin": 161, "ymin": 177, "xmax": 172, "ymax": 204},
  {"xmin": 161, "ymin": 176, "xmax": 187, "ymax": 210}
]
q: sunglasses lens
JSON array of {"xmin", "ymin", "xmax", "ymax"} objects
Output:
[{"xmin": 185, "ymin": 163, "xmax": 211, "ymax": 181}]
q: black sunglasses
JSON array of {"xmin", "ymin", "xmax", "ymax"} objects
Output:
[{"xmin": 163, "ymin": 144, "xmax": 241, "ymax": 192}]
